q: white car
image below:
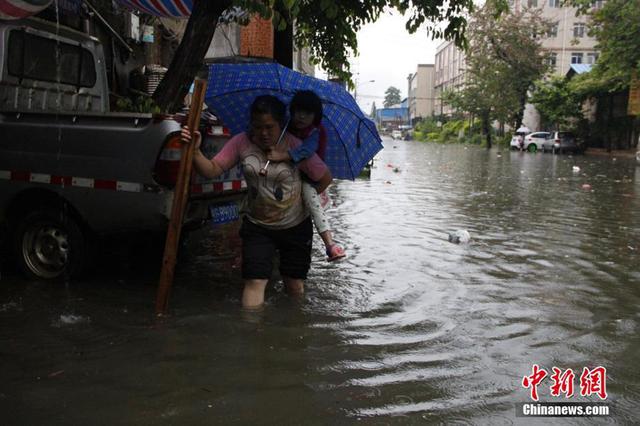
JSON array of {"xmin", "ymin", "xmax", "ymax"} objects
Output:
[
  {"xmin": 391, "ymin": 130, "xmax": 402, "ymax": 139},
  {"xmin": 510, "ymin": 132, "xmax": 550, "ymax": 152},
  {"xmin": 523, "ymin": 132, "xmax": 551, "ymax": 152},
  {"xmin": 510, "ymin": 134, "xmax": 525, "ymax": 150}
]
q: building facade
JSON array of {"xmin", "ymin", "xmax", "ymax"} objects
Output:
[
  {"xmin": 205, "ymin": 16, "xmax": 315, "ymax": 76},
  {"xmin": 433, "ymin": 40, "xmax": 466, "ymax": 117},
  {"xmin": 407, "ymin": 64, "xmax": 435, "ymax": 124},
  {"xmin": 434, "ymin": 0, "xmax": 601, "ymax": 128}
]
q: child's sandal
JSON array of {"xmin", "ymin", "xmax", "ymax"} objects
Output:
[{"xmin": 326, "ymin": 244, "xmax": 346, "ymax": 262}]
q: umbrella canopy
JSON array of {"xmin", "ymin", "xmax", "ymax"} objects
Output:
[
  {"xmin": 0, "ymin": 0, "xmax": 52, "ymax": 19},
  {"xmin": 516, "ymin": 126, "xmax": 531, "ymax": 134},
  {"xmin": 205, "ymin": 62, "xmax": 383, "ymax": 180}
]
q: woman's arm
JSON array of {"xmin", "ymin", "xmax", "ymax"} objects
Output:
[
  {"xmin": 181, "ymin": 126, "xmax": 232, "ymax": 179},
  {"xmin": 193, "ymin": 149, "xmax": 225, "ymax": 179}
]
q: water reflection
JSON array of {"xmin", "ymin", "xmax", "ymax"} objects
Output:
[{"xmin": 1, "ymin": 139, "xmax": 638, "ymax": 424}]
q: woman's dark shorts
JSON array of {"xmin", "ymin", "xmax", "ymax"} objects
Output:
[{"xmin": 239, "ymin": 217, "xmax": 313, "ymax": 280}]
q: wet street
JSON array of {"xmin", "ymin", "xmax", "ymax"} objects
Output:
[{"xmin": 1, "ymin": 137, "xmax": 639, "ymax": 425}]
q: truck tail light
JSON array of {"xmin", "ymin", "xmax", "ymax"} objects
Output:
[
  {"xmin": 206, "ymin": 126, "xmax": 231, "ymax": 137},
  {"xmin": 154, "ymin": 133, "xmax": 182, "ymax": 186}
]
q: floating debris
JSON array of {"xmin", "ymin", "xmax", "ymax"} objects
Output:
[
  {"xmin": 448, "ymin": 230, "xmax": 471, "ymax": 244},
  {"xmin": 53, "ymin": 314, "xmax": 90, "ymax": 327},
  {"xmin": 581, "ymin": 184, "xmax": 592, "ymax": 191},
  {"xmin": 572, "ymin": 166, "xmax": 580, "ymax": 173}
]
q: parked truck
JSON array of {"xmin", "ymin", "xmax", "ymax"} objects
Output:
[{"xmin": 0, "ymin": 18, "xmax": 245, "ymax": 280}]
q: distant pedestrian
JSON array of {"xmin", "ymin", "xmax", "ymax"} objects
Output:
[{"xmin": 267, "ymin": 90, "xmax": 346, "ymax": 261}]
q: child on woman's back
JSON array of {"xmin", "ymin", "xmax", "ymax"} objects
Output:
[{"xmin": 268, "ymin": 90, "xmax": 346, "ymax": 261}]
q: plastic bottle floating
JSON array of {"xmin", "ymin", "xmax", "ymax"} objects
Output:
[{"xmin": 448, "ymin": 230, "xmax": 471, "ymax": 244}]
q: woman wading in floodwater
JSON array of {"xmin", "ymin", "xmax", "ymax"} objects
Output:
[{"xmin": 181, "ymin": 95, "xmax": 332, "ymax": 308}]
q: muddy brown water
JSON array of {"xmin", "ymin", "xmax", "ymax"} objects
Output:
[{"xmin": 1, "ymin": 139, "xmax": 639, "ymax": 425}]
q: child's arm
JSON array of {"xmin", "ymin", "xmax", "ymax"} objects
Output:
[
  {"xmin": 288, "ymin": 129, "xmax": 320, "ymax": 163},
  {"xmin": 267, "ymin": 129, "xmax": 320, "ymax": 163}
]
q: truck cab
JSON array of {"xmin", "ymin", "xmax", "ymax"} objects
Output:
[{"xmin": 0, "ymin": 18, "xmax": 245, "ymax": 280}]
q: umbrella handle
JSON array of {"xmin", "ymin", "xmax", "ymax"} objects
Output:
[
  {"xmin": 259, "ymin": 119, "xmax": 289, "ymax": 176},
  {"xmin": 259, "ymin": 160, "xmax": 270, "ymax": 176}
]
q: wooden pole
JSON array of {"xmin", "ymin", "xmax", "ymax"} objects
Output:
[{"xmin": 155, "ymin": 75, "xmax": 208, "ymax": 316}]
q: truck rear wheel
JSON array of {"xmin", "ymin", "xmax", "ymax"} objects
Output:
[{"xmin": 13, "ymin": 208, "xmax": 90, "ymax": 280}]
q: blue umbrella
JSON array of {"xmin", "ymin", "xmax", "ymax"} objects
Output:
[{"xmin": 204, "ymin": 62, "xmax": 383, "ymax": 180}]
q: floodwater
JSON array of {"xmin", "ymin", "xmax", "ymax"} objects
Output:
[{"xmin": 1, "ymin": 138, "xmax": 639, "ymax": 425}]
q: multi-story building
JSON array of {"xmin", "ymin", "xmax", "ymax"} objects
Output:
[
  {"xmin": 407, "ymin": 64, "xmax": 435, "ymax": 124},
  {"xmin": 521, "ymin": 0, "xmax": 600, "ymax": 75},
  {"xmin": 433, "ymin": 0, "xmax": 601, "ymax": 127},
  {"xmin": 188, "ymin": 12, "xmax": 315, "ymax": 75},
  {"xmin": 433, "ymin": 40, "xmax": 466, "ymax": 117}
]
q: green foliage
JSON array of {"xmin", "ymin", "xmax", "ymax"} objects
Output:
[
  {"xmin": 568, "ymin": 0, "xmax": 640, "ymax": 95},
  {"xmin": 383, "ymin": 86, "xmax": 402, "ymax": 108},
  {"xmin": 154, "ymin": 0, "xmax": 477, "ymax": 111},
  {"xmin": 468, "ymin": 133, "xmax": 483, "ymax": 145},
  {"xmin": 415, "ymin": 118, "xmax": 483, "ymax": 144},
  {"xmin": 414, "ymin": 117, "xmax": 440, "ymax": 135},
  {"xmin": 530, "ymin": 76, "xmax": 582, "ymax": 129},
  {"xmin": 444, "ymin": 2, "xmax": 551, "ymax": 129},
  {"xmin": 495, "ymin": 134, "xmax": 512, "ymax": 146},
  {"xmin": 114, "ymin": 96, "xmax": 161, "ymax": 114},
  {"xmin": 255, "ymin": 0, "xmax": 476, "ymax": 88}
]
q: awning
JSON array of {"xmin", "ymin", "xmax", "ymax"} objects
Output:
[
  {"xmin": 117, "ymin": 0, "xmax": 192, "ymax": 18},
  {"xmin": 0, "ymin": 0, "xmax": 53, "ymax": 19}
]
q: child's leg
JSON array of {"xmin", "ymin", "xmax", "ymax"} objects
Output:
[{"xmin": 301, "ymin": 181, "xmax": 334, "ymax": 249}]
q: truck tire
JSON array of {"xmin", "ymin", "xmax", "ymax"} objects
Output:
[{"xmin": 13, "ymin": 208, "xmax": 91, "ymax": 280}]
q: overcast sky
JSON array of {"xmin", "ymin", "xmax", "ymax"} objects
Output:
[{"xmin": 317, "ymin": 9, "xmax": 444, "ymax": 114}]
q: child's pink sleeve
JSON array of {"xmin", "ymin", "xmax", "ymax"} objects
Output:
[
  {"xmin": 298, "ymin": 153, "xmax": 329, "ymax": 182},
  {"xmin": 212, "ymin": 133, "xmax": 247, "ymax": 171}
]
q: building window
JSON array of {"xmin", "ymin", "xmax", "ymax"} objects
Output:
[
  {"xmin": 573, "ymin": 23, "xmax": 586, "ymax": 38},
  {"xmin": 586, "ymin": 52, "xmax": 599, "ymax": 64},
  {"xmin": 549, "ymin": 0, "xmax": 560, "ymax": 7},
  {"xmin": 547, "ymin": 52, "xmax": 558, "ymax": 67},
  {"xmin": 527, "ymin": 0, "xmax": 538, "ymax": 7},
  {"xmin": 571, "ymin": 53, "xmax": 584, "ymax": 64},
  {"xmin": 548, "ymin": 22, "xmax": 558, "ymax": 37}
]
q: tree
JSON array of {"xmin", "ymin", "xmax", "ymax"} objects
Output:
[
  {"xmin": 383, "ymin": 87, "xmax": 402, "ymax": 108},
  {"xmin": 152, "ymin": 0, "xmax": 476, "ymax": 112},
  {"xmin": 370, "ymin": 101, "xmax": 377, "ymax": 119},
  {"xmin": 569, "ymin": 0, "xmax": 640, "ymax": 95},
  {"xmin": 443, "ymin": 2, "xmax": 550, "ymax": 147},
  {"xmin": 153, "ymin": 0, "xmax": 232, "ymax": 113},
  {"xmin": 530, "ymin": 76, "xmax": 583, "ymax": 129}
]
